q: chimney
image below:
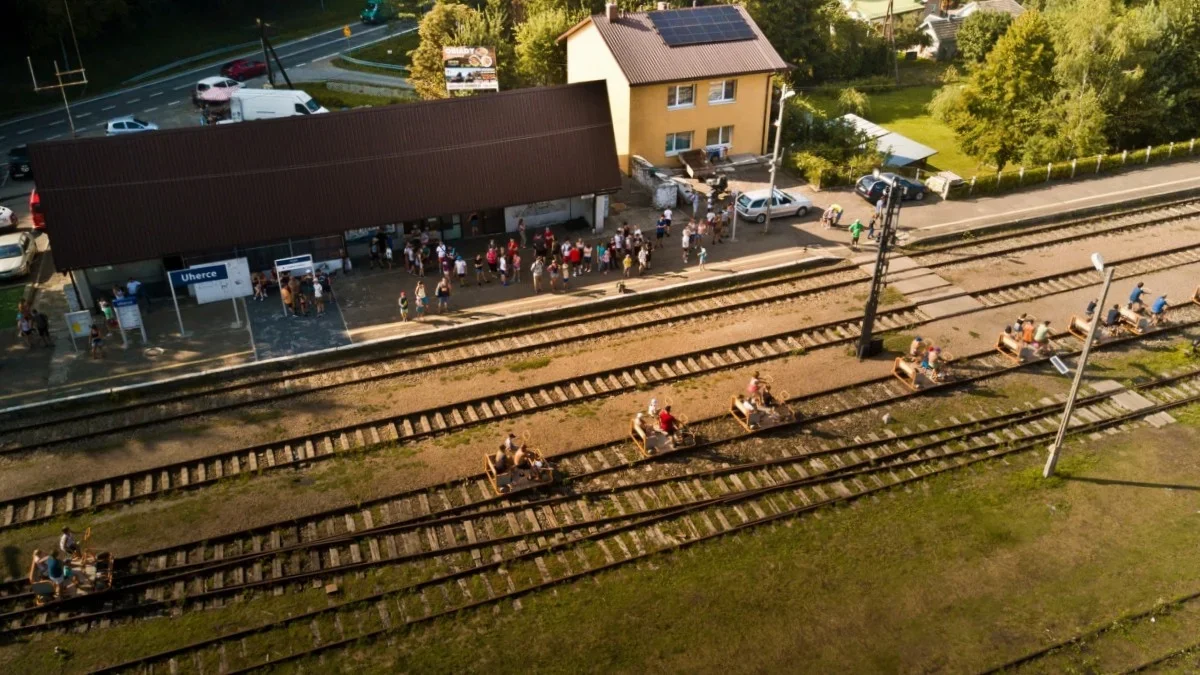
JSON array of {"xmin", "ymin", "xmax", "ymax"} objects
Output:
[
  {"xmin": 656, "ymin": 2, "xmax": 669, "ymax": 10},
  {"xmin": 605, "ymin": 2, "xmax": 618, "ymax": 21}
]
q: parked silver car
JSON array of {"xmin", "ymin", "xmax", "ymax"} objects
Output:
[
  {"xmin": 735, "ymin": 188, "xmax": 813, "ymax": 223},
  {"xmin": 106, "ymin": 116, "xmax": 159, "ymax": 136},
  {"xmin": 0, "ymin": 232, "xmax": 36, "ymax": 280}
]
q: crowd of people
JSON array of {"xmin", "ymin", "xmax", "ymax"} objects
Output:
[
  {"xmin": 253, "ymin": 268, "xmax": 335, "ymax": 319},
  {"xmin": 389, "ymin": 205, "xmax": 736, "ymax": 320}
]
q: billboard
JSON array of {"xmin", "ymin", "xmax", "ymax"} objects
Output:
[{"xmin": 443, "ymin": 46, "xmax": 499, "ymax": 91}]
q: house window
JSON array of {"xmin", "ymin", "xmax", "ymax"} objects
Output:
[
  {"xmin": 708, "ymin": 79, "xmax": 736, "ymax": 104},
  {"xmin": 665, "ymin": 131, "xmax": 694, "ymax": 156},
  {"xmin": 667, "ymin": 84, "xmax": 695, "ymax": 109},
  {"xmin": 706, "ymin": 125, "xmax": 734, "ymax": 146}
]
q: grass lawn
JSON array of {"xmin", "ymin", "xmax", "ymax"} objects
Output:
[
  {"xmin": 0, "ymin": 285, "xmax": 25, "ymax": 320},
  {"xmin": 333, "ymin": 30, "xmax": 418, "ymax": 77},
  {"xmin": 804, "ymin": 85, "xmax": 988, "ymax": 179},
  {"xmin": 0, "ymin": 0, "xmax": 368, "ymax": 119},
  {"xmin": 295, "ymin": 81, "xmax": 417, "ymax": 110},
  {"xmin": 324, "ymin": 424, "xmax": 1200, "ymax": 674}
]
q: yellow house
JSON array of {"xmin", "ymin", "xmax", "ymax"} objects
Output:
[{"xmin": 561, "ymin": 3, "xmax": 788, "ymax": 175}]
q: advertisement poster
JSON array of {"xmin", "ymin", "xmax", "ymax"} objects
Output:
[{"xmin": 443, "ymin": 46, "xmax": 499, "ymax": 91}]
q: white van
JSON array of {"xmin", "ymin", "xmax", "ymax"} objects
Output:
[{"xmin": 229, "ymin": 89, "xmax": 329, "ymax": 122}]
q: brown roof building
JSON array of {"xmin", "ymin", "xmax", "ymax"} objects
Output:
[
  {"xmin": 562, "ymin": 3, "xmax": 788, "ymax": 174},
  {"xmin": 31, "ymin": 80, "xmax": 622, "ymax": 272}
]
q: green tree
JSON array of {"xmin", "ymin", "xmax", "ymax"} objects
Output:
[
  {"xmin": 515, "ymin": 7, "xmax": 579, "ymax": 86},
  {"xmin": 452, "ymin": 3, "xmax": 518, "ymax": 89},
  {"xmin": 743, "ymin": 0, "xmax": 833, "ymax": 83},
  {"xmin": 1134, "ymin": 0, "xmax": 1200, "ymax": 144},
  {"xmin": 955, "ymin": 11, "xmax": 1013, "ymax": 63},
  {"xmin": 408, "ymin": 1, "xmax": 476, "ymax": 99},
  {"xmin": 837, "ymin": 87, "xmax": 870, "ymax": 117},
  {"xmin": 938, "ymin": 10, "xmax": 1058, "ymax": 169}
]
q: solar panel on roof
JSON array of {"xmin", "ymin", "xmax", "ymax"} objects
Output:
[{"xmin": 649, "ymin": 5, "xmax": 756, "ymax": 47}]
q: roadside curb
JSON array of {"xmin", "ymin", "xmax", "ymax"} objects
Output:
[{"xmin": 906, "ymin": 186, "xmax": 1200, "ymax": 248}]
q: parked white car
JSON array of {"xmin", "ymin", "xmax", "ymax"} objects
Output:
[
  {"xmin": 106, "ymin": 116, "xmax": 159, "ymax": 136},
  {"xmin": 0, "ymin": 205, "xmax": 14, "ymax": 229},
  {"xmin": 735, "ymin": 188, "xmax": 813, "ymax": 223},
  {"xmin": 192, "ymin": 76, "xmax": 242, "ymax": 105},
  {"xmin": 0, "ymin": 231, "xmax": 36, "ymax": 280}
]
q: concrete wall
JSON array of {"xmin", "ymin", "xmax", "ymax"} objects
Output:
[
  {"xmin": 565, "ymin": 21, "xmax": 632, "ymax": 173},
  {"xmin": 628, "ymin": 72, "xmax": 773, "ymax": 171},
  {"xmin": 504, "ymin": 195, "xmax": 596, "ymax": 231}
]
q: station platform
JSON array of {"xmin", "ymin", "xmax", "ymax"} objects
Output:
[{"xmin": 2, "ymin": 157, "xmax": 1198, "ymax": 408}]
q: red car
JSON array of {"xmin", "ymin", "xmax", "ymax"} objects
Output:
[
  {"xmin": 30, "ymin": 189, "xmax": 44, "ymax": 230},
  {"xmin": 219, "ymin": 59, "xmax": 267, "ymax": 82}
]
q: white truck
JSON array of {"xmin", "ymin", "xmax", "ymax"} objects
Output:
[{"xmin": 229, "ymin": 89, "xmax": 329, "ymax": 122}]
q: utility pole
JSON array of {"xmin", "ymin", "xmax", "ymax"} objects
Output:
[
  {"xmin": 886, "ymin": 0, "xmax": 899, "ymax": 85},
  {"xmin": 258, "ymin": 18, "xmax": 275, "ymax": 87},
  {"xmin": 762, "ymin": 85, "xmax": 795, "ymax": 234},
  {"xmin": 27, "ymin": 0, "xmax": 87, "ymax": 137},
  {"xmin": 1044, "ymin": 254, "xmax": 1113, "ymax": 478},
  {"xmin": 855, "ymin": 175, "xmax": 903, "ymax": 360}
]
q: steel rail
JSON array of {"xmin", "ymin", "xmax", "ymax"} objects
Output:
[
  {"xmin": 88, "ymin": 383, "xmax": 1200, "ymax": 675},
  {"xmin": 4, "ymin": 241, "xmax": 1198, "ymax": 535},
  {"xmin": 6, "ymin": 195, "xmax": 1196, "ymax": 445}
]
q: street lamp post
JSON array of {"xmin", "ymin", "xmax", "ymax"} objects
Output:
[
  {"xmin": 762, "ymin": 85, "xmax": 795, "ymax": 234},
  {"xmin": 1043, "ymin": 252, "xmax": 1114, "ymax": 478}
]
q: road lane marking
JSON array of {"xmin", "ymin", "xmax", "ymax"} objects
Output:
[
  {"xmin": 173, "ymin": 83, "xmax": 191, "ymax": 91},
  {"xmin": 17, "ymin": 129, "xmax": 32, "ymax": 134},
  {"xmin": 168, "ymin": 100, "xmax": 181, "ymax": 106},
  {"xmin": 48, "ymin": 120, "xmax": 64, "ymax": 126},
  {"xmin": 294, "ymin": 62, "xmax": 308, "ymax": 68},
  {"xmin": 149, "ymin": 91, "xmax": 163, "ymax": 97},
  {"xmin": 46, "ymin": 134, "xmax": 63, "ymax": 140},
  {"xmin": 101, "ymin": 105, "xmax": 115, "ymax": 111},
  {"xmin": 143, "ymin": 107, "xmax": 158, "ymax": 113},
  {"xmin": 315, "ymin": 52, "xmax": 338, "ymax": 61},
  {"xmin": 126, "ymin": 98, "xmax": 141, "ymax": 104},
  {"xmin": 75, "ymin": 112, "xmax": 92, "ymax": 118}
]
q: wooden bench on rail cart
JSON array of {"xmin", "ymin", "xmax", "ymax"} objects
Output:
[
  {"xmin": 484, "ymin": 438, "xmax": 555, "ymax": 496},
  {"xmin": 1067, "ymin": 315, "xmax": 1095, "ymax": 340},
  {"xmin": 630, "ymin": 408, "xmax": 696, "ymax": 459},
  {"xmin": 1117, "ymin": 306, "xmax": 1147, "ymax": 335},
  {"xmin": 729, "ymin": 391, "xmax": 796, "ymax": 432},
  {"xmin": 892, "ymin": 357, "xmax": 924, "ymax": 390},
  {"xmin": 995, "ymin": 332, "xmax": 1025, "ymax": 364}
]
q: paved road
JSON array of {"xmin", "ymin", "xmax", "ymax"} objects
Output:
[{"xmin": 0, "ymin": 22, "xmax": 405, "ymax": 148}]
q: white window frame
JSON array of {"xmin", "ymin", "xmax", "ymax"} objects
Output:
[
  {"xmin": 665, "ymin": 131, "xmax": 694, "ymax": 156},
  {"xmin": 706, "ymin": 125, "xmax": 734, "ymax": 147},
  {"xmin": 708, "ymin": 79, "xmax": 736, "ymax": 104},
  {"xmin": 667, "ymin": 84, "xmax": 696, "ymax": 110}
]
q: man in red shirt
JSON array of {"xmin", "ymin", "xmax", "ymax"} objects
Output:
[{"xmin": 659, "ymin": 405, "xmax": 678, "ymax": 441}]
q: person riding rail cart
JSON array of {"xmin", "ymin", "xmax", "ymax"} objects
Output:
[
  {"xmin": 630, "ymin": 399, "xmax": 696, "ymax": 457},
  {"xmin": 485, "ymin": 432, "xmax": 554, "ymax": 496}
]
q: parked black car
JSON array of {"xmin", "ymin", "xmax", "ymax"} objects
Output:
[
  {"xmin": 7, "ymin": 145, "xmax": 32, "ymax": 180},
  {"xmin": 855, "ymin": 172, "xmax": 926, "ymax": 202}
]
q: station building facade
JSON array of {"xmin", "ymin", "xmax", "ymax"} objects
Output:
[{"xmin": 29, "ymin": 81, "xmax": 622, "ymax": 309}]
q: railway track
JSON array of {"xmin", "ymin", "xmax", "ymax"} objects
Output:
[
  {"xmin": 5, "ymin": 194, "xmax": 1198, "ymax": 451},
  {"xmin": 8, "ymin": 236, "xmax": 1200, "ymax": 535},
  {"xmin": 85, "ymin": 361, "xmax": 1200, "ymax": 674},
  {"xmin": 3, "ymin": 243, "xmax": 1199, "ymax": 533},
  {"xmin": 6, "ymin": 308, "xmax": 1199, "ymax": 637}
]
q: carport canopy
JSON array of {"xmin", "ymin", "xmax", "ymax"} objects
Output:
[{"xmin": 840, "ymin": 114, "xmax": 938, "ymax": 168}]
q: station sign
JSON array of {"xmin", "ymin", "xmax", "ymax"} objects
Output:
[
  {"xmin": 274, "ymin": 254, "xmax": 314, "ymax": 274},
  {"xmin": 170, "ymin": 264, "xmax": 229, "ymax": 287}
]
